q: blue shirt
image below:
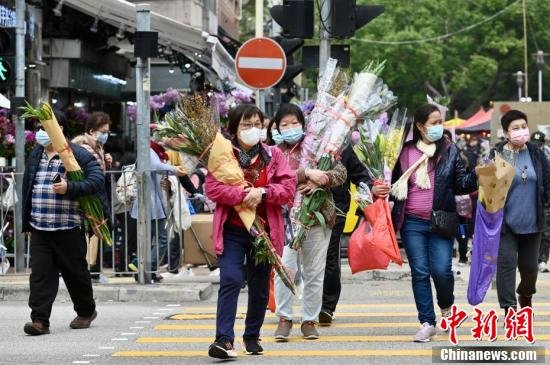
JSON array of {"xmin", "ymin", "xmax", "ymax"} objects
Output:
[
  {"xmin": 504, "ymin": 149, "xmax": 538, "ymax": 234},
  {"xmin": 30, "ymin": 152, "xmax": 82, "ymax": 231}
]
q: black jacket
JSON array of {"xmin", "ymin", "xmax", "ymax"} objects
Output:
[
  {"xmin": 391, "ymin": 139, "xmax": 478, "ymax": 230},
  {"xmin": 490, "ymin": 141, "xmax": 550, "ymax": 232},
  {"xmin": 331, "ymin": 145, "xmax": 371, "ymax": 214},
  {"xmin": 22, "ymin": 143, "xmax": 111, "ymax": 233}
]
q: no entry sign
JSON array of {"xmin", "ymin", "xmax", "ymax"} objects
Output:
[{"xmin": 235, "ymin": 38, "xmax": 287, "ymax": 89}]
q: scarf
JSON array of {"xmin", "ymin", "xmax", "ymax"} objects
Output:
[
  {"xmin": 232, "ymin": 139, "xmax": 271, "ymax": 168},
  {"xmin": 150, "ymin": 141, "xmax": 169, "ymax": 162},
  {"xmin": 391, "ymin": 140, "xmax": 437, "ymax": 201}
]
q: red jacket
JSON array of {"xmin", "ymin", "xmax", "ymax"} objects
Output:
[{"xmin": 205, "ymin": 143, "xmax": 297, "ymax": 256}]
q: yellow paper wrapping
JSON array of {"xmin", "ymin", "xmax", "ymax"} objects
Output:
[
  {"xmin": 207, "ymin": 132, "xmax": 256, "ymax": 230},
  {"xmin": 475, "ymin": 153, "xmax": 515, "ymax": 213},
  {"xmin": 41, "ymin": 118, "xmax": 81, "ymax": 172}
]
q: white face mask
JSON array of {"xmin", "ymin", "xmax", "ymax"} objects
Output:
[
  {"xmin": 239, "ymin": 127, "xmax": 262, "ymax": 146},
  {"xmin": 260, "ymin": 128, "xmax": 268, "ymax": 142}
]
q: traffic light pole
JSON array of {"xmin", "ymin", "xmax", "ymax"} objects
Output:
[
  {"xmin": 319, "ymin": 0, "xmax": 331, "ymax": 74},
  {"xmin": 255, "ymin": 0, "xmax": 266, "ymax": 112},
  {"xmin": 14, "ymin": 0, "xmax": 25, "ymax": 272},
  {"xmin": 136, "ymin": 4, "xmax": 152, "ymax": 284}
]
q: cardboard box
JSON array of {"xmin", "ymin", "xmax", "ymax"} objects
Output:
[{"xmin": 183, "ymin": 214, "xmax": 217, "ymax": 266}]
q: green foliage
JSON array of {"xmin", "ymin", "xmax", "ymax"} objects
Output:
[{"xmin": 352, "ymin": 0, "xmax": 550, "ymax": 115}]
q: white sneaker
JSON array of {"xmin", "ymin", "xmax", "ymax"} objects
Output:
[
  {"xmin": 209, "ymin": 268, "xmax": 220, "ymax": 276},
  {"xmin": 97, "ymin": 274, "xmax": 109, "ymax": 284},
  {"xmin": 414, "ymin": 322, "xmax": 436, "ymax": 342},
  {"xmin": 539, "ymin": 262, "xmax": 550, "ymax": 273},
  {"xmin": 161, "ymin": 268, "xmax": 194, "ymax": 281}
]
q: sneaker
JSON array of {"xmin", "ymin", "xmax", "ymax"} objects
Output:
[
  {"xmin": 92, "ymin": 274, "xmax": 109, "ymax": 284},
  {"xmin": 539, "ymin": 262, "xmax": 550, "ymax": 273},
  {"xmin": 208, "ymin": 340, "xmax": 237, "ymax": 359},
  {"xmin": 243, "ymin": 337, "xmax": 263, "ymax": 355},
  {"xmin": 128, "ymin": 259, "xmax": 138, "ymax": 272},
  {"xmin": 518, "ymin": 295, "xmax": 532, "ymax": 308},
  {"xmin": 414, "ymin": 322, "xmax": 436, "ymax": 343},
  {"xmin": 24, "ymin": 321, "xmax": 50, "ymax": 336},
  {"xmin": 301, "ymin": 321, "xmax": 319, "ymax": 340},
  {"xmin": 274, "ymin": 318, "xmax": 292, "ymax": 342},
  {"xmin": 318, "ymin": 309, "xmax": 334, "ymax": 326},
  {"xmin": 151, "ymin": 274, "xmax": 163, "ymax": 283}
]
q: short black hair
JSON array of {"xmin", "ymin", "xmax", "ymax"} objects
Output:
[
  {"xmin": 53, "ymin": 110, "xmax": 69, "ymax": 136},
  {"xmin": 272, "ymin": 104, "xmax": 305, "ymax": 132},
  {"xmin": 227, "ymin": 104, "xmax": 264, "ymax": 136},
  {"xmin": 501, "ymin": 109, "xmax": 528, "ymax": 132}
]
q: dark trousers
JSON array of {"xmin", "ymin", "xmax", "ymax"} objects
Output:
[
  {"xmin": 29, "ymin": 228, "xmax": 96, "ymax": 326},
  {"xmin": 497, "ymin": 230, "xmax": 541, "ymax": 308},
  {"xmin": 322, "ymin": 217, "xmax": 345, "ymax": 313},
  {"xmin": 216, "ymin": 225, "xmax": 271, "ymax": 343}
]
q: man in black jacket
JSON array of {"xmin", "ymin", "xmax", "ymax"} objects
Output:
[
  {"xmin": 22, "ymin": 126, "xmax": 109, "ymax": 335},
  {"xmin": 319, "ymin": 145, "xmax": 371, "ymax": 324}
]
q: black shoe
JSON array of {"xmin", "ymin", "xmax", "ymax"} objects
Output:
[
  {"xmin": 319, "ymin": 309, "xmax": 334, "ymax": 325},
  {"xmin": 24, "ymin": 321, "xmax": 50, "ymax": 335},
  {"xmin": 243, "ymin": 338, "xmax": 263, "ymax": 355},
  {"xmin": 208, "ymin": 340, "xmax": 237, "ymax": 359}
]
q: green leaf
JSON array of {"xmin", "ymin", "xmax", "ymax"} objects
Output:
[{"xmin": 313, "ymin": 211, "xmax": 327, "ymax": 232}]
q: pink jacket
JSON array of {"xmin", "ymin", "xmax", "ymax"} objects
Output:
[{"xmin": 205, "ymin": 143, "xmax": 297, "ymax": 256}]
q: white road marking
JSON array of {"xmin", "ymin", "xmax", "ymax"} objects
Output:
[
  {"xmin": 98, "ymin": 346, "xmax": 114, "ymax": 350},
  {"xmin": 135, "ymin": 321, "xmax": 151, "ymax": 323},
  {"xmin": 111, "ymin": 338, "xmax": 128, "ymax": 341},
  {"xmin": 130, "ymin": 326, "xmax": 144, "ymax": 329},
  {"xmin": 166, "ymin": 304, "xmax": 181, "ymax": 307},
  {"xmin": 120, "ymin": 332, "xmax": 136, "ymax": 336},
  {"xmin": 143, "ymin": 316, "xmax": 159, "ymax": 319},
  {"xmin": 82, "ymin": 354, "xmax": 100, "ymax": 357}
]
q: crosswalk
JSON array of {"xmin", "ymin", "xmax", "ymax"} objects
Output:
[{"xmin": 111, "ymin": 301, "xmax": 550, "ymax": 361}]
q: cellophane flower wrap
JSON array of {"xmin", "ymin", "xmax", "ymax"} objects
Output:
[
  {"xmin": 21, "ymin": 102, "xmax": 112, "ymax": 246},
  {"xmin": 154, "ymin": 94, "xmax": 296, "ymax": 294},
  {"xmin": 289, "ymin": 60, "xmax": 390, "ymax": 250}
]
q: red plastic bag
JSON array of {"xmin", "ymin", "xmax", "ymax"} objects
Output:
[{"xmin": 348, "ymin": 199, "xmax": 402, "ymax": 274}]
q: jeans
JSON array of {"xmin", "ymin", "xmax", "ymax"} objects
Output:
[
  {"xmin": 401, "ymin": 216, "xmax": 454, "ymax": 326},
  {"xmin": 497, "ymin": 229, "xmax": 541, "ymax": 308},
  {"xmin": 322, "ymin": 217, "xmax": 345, "ymax": 313},
  {"xmin": 216, "ymin": 224, "xmax": 271, "ymax": 342},
  {"xmin": 29, "ymin": 228, "xmax": 96, "ymax": 326},
  {"xmin": 275, "ymin": 226, "xmax": 331, "ymax": 322}
]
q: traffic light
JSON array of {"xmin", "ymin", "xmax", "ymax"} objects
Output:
[
  {"xmin": 269, "ymin": 0, "xmax": 314, "ymax": 39},
  {"xmin": 0, "ymin": 27, "xmax": 15, "ymax": 87},
  {"xmin": 331, "ymin": 1, "xmax": 384, "ymax": 39},
  {"xmin": 273, "ymin": 36, "xmax": 304, "ymax": 87}
]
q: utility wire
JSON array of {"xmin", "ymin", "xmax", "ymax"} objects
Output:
[{"xmin": 351, "ymin": 0, "xmax": 520, "ymax": 45}]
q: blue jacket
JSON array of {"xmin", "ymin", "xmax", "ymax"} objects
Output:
[{"xmin": 22, "ymin": 143, "xmax": 111, "ymax": 233}]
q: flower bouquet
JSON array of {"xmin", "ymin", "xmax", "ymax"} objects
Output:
[
  {"xmin": 21, "ymin": 102, "xmax": 112, "ymax": 246},
  {"xmin": 352, "ymin": 182, "xmax": 374, "ymax": 211},
  {"xmin": 154, "ymin": 94, "xmax": 296, "ymax": 294},
  {"xmin": 290, "ymin": 60, "xmax": 393, "ymax": 250}
]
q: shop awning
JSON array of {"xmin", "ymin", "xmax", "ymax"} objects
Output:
[
  {"xmin": 458, "ymin": 108, "xmax": 493, "ymax": 130},
  {"xmin": 444, "ymin": 118, "xmax": 465, "ymax": 129}
]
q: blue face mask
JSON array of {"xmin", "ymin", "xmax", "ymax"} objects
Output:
[
  {"xmin": 36, "ymin": 129, "xmax": 51, "ymax": 147},
  {"xmin": 426, "ymin": 125, "xmax": 444, "ymax": 142},
  {"xmin": 96, "ymin": 131, "xmax": 109, "ymax": 145},
  {"xmin": 281, "ymin": 127, "xmax": 304, "ymax": 145},
  {"xmin": 271, "ymin": 129, "xmax": 284, "ymax": 145}
]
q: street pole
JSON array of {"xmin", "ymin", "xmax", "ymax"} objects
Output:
[
  {"xmin": 319, "ymin": 0, "xmax": 331, "ymax": 74},
  {"xmin": 536, "ymin": 50, "xmax": 545, "ymax": 102},
  {"xmin": 255, "ymin": 0, "xmax": 265, "ymax": 112},
  {"xmin": 136, "ymin": 4, "xmax": 152, "ymax": 284},
  {"xmin": 522, "ymin": 0, "xmax": 529, "ymax": 98},
  {"xmin": 14, "ymin": 0, "xmax": 25, "ymax": 272}
]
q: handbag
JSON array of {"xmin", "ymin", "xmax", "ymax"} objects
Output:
[{"xmin": 431, "ymin": 210, "xmax": 459, "ymax": 239}]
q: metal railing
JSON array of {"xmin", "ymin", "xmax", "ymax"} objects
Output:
[{"xmin": 1, "ymin": 168, "xmax": 215, "ymax": 283}]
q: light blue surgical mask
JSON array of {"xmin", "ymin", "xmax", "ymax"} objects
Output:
[
  {"xmin": 426, "ymin": 125, "xmax": 444, "ymax": 142},
  {"xmin": 281, "ymin": 127, "xmax": 304, "ymax": 145},
  {"xmin": 271, "ymin": 129, "xmax": 284, "ymax": 145},
  {"xmin": 96, "ymin": 131, "xmax": 109, "ymax": 145},
  {"xmin": 36, "ymin": 129, "xmax": 51, "ymax": 147}
]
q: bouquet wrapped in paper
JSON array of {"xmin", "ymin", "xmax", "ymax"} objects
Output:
[
  {"xmin": 290, "ymin": 60, "xmax": 395, "ymax": 250},
  {"xmin": 355, "ymin": 108, "xmax": 407, "ymax": 183},
  {"xmin": 21, "ymin": 102, "xmax": 112, "ymax": 245},
  {"xmin": 155, "ymin": 94, "xmax": 296, "ymax": 294}
]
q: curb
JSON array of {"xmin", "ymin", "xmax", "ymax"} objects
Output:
[{"xmin": 0, "ymin": 282, "xmax": 214, "ymax": 302}]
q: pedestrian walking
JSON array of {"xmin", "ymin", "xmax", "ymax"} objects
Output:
[
  {"xmin": 205, "ymin": 104, "xmax": 296, "ymax": 359},
  {"xmin": 22, "ymin": 115, "xmax": 110, "ymax": 335},
  {"xmin": 492, "ymin": 110, "xmax": 550, "ymax": 315},
  {"xmin": 391, "ymin": 104, "xmax": 477, "ymax": 342},
  {"xmin": 272, "ymin": 104, "xmax": 347, "ymax": 341}
]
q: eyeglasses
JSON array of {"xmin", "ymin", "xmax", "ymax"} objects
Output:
[{"xmin": 240, "ymin": 122, "xmax": 263, "ymax": 130}]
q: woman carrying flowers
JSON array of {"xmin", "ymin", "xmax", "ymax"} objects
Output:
[
  {"xmin": 205, "ymin": 104, "xmax": 296, "ymax": 359},
  {"xmin": 272, "ymin": 104, "xmax": 347, "ymax": 341},
  {"xmin": 391, "ymin": 104, "xmax": 477, "ymax": 342}
]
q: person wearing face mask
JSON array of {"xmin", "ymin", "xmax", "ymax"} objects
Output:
[
  {"xmin": 270, "ymin": 104, "xmax": 348, "ymax": 341},
  {"xmin": 72, "ymin": 112, "xmax": 113, "ymax": 283},
  {"xmin": 21, "ymin": 111, "xmax": 111, "ymax": 335},
  {"xmin": 204, "ymin": 104, "xmax": 296, "ymax": 359},
  {"xmin": 391, "ymin": 104, "xmax": 477, "ymax": 342},
  {"xmin": 490, "ymin": 110, "xmax": 550, "ymax": 316}
]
